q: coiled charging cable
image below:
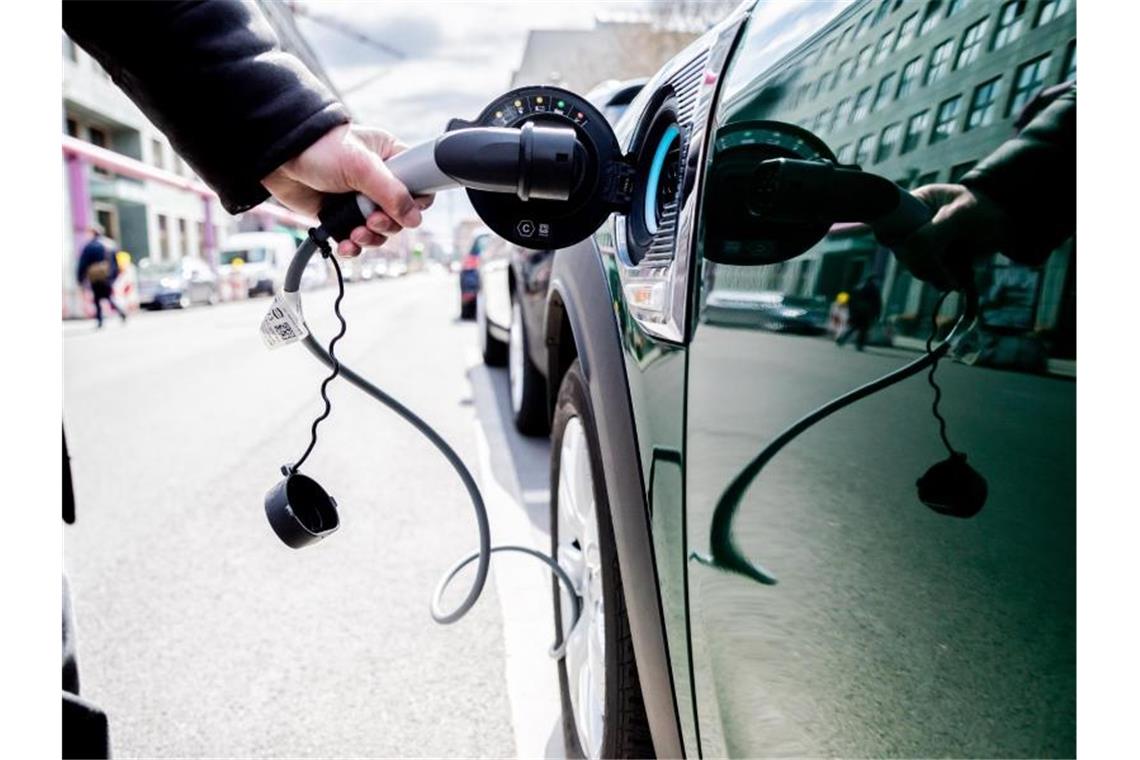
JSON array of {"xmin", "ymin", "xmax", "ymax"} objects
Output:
[{"xmin": 282, "ymin": 228, "xmax": 580, "ymax": 658}]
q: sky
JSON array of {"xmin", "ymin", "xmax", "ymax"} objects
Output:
[{"xmin": 292, "ymin": 1, "xmax": 651, "ymax": 241}]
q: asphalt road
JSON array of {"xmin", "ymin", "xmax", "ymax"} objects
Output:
[{"xmin": 63, "ymin": 270, "xmax": 563, "ymax": 758}]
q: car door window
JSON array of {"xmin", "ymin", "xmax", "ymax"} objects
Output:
[{"xmin": 683, "ymin": 1, "xmax": 1075, "ymax": 756}]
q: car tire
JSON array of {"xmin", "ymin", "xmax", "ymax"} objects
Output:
[
  {"xmin": 509, "ymin": 298, "xmax": 550, "ymax": 436},
  {"xmin": 477, "ymin": 291, "xmax": 507, "ymax": 366},
  {"xmin": 551, "ymin": 360, "xmax": 653, "ymax": 759}
]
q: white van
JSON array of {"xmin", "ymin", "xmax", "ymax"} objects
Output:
[{"xmin": 218, "ymin": 231, "xmax": 329, "ymax": 296}]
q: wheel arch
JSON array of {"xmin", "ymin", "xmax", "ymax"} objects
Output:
[{"xmin": 544, "ymin": 244, "xmax": 686, "ymax": 758}]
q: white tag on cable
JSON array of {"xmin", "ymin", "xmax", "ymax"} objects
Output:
[{"xmin": 260, "ymin": 292, "xmax": 309, "ymax": 349}]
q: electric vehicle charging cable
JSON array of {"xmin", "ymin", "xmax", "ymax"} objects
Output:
[{"xmin": 276, "ymin": 226, "xmax": 581, "ymax": 657}]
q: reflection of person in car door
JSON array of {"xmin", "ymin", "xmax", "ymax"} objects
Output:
[
  {"xmin": 891, "ymin": 83, "xmax": 1075, "ymax": 290},
  {"xmin": 76, "ymin": 225, "xmax": 127, "ymax": 328},
  {"xmin": 835, "ymin": 277, "xmax": 881, "ymax": 351}
]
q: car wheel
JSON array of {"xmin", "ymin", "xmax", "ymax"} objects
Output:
[
  {"xmin": 551, "ymin": 360, "xmax": 653, "ymax": 759},
  {"xmin": 509, "ymin": 299, "xmax": 549, "ymax": 436},
  {"xmin": 477, "ymin": 291, "xmax": 507, "ymax": 366}
]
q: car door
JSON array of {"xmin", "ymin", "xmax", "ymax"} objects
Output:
[{"xmin": 684, "ymin": 1, "xmax": 1075, "ymax": 756}]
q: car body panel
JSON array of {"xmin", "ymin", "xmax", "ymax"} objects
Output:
[
  {"xmin": 547, "ymin": 0, "xmax": 1076, "ymax": 756},
  {"xmin": 682, "ymin": 1, "xmax": 1076, "ymax": 756}
]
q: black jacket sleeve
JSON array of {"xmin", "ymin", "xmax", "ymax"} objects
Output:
[
  {"xmin": 63, "ymin": 0, "xmax": 349, "ymax": 214},
  {"xmin": 961, "ymin": 84, "xmax": 1075, "ymax": 266}
]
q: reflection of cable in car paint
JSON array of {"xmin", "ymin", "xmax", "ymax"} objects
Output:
[{"xmin": 692, "ymin": 131, "xmax": 988, "ymax": 586}]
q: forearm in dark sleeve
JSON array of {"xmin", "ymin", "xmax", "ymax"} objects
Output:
[
  {"xmin": 961, "ymin": 87, "xmax": 1075, "ymax": 266},
  {"xmin": 63, "ymin": 0, "xmax": 349, "ymax": 213}
]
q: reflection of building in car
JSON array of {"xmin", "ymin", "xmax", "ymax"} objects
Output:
[
  {"xmin": 702, "ymin": 289, "xmax": 829, "ymax": 333},
  {"xmin": 137, "ymin": 255, "xmax": 219, "ymax": 309}
]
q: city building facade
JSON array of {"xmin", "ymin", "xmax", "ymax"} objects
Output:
[{"xmin": 61, "ymin": 2, "xmax": 340, "ymax": 317}]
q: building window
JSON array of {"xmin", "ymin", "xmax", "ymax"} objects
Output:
[
  {"xmin": 151, "ymin": 138, "xmax": 165, "ymax": 170},
  {"xmin": 916, "ymin": 170, "xmax": 941, "ymax": 186},
  {"xmin": 198, "ymin": 221, "xmax": 207, "ymax": 257},
  {"xmin": 919, "ymin": 0, "xmax": 944, "ymax": 36},
  {"xmin": 814, "ymin": 108, "xmax": 831, "ymax": 133},
  {"xmin": 157, "ymin": 215, "xmax": 170, "ymax": 260},
  {"xmin": 949, "ymin": 160, "xmax": 978, "ymax": 182},
  {"xmin": 965, "ymin": 76, "xmax": 1002, "ymax": 130},
  {"xmin": 897, "ymin": 56, "xmax": 923, "ymax": 97},
  {"xmin": 855, "ymin": 134, "xmax": 876, "ymax": 166},
  {"xmin": 956, "ymin": 19, "xmax": 987, "ymax": 69},
  {"xmin": 840, "ymin": 25, "xmax": 855, "ymax": 49},
  {"xmin": 946, "ymin": 0, "xmax": 970, "ymax": 17},
  {"xmin": 873, "ymin": 0, "xmax": 892, "ymax": 27},
  {"xmin": 836, "ymin": 143, "xmax": 855, "ymax": 164},
  {"xmin": 856, "ymin": 11, "xmax": 874, "ymax": 38},
  {"xmin": 852, "ymin": 87, "xmax": 873, "ymax": 123},
  {"xmin": 902, "ymin": 110, "xmax": 930, "ymax": 154},
  {"xmin": 875, "ymin": 29, "xmax": 895, "ymax": 64},
  {"xmin": 1062, "ymin": 39, "xmax": 1076, "ymax": 82},
  {"xmin": 178, "ymin": 218, "xmax": 189, "ymax": 258},
  {"xmin": 87, "ymin": 126, "xmax": 107, "ymax": 148},
  {"xmin": 856, "ymin": 45, "xmax": 873, "ymax": 76},
  {"xmin": 1036, "ymin": 0, "xmax": 1073, "ymax": 27},
  {"xmin": 896, "ymin": 12, "xmax": 919, "ymax": 50},
  {"xmin": 65, "ymin": 118, "xmax": 79, "ymax": 137},
  {"xmin": 876, "ymin": 122, "xmax": 902, "ymax": 163},
  {"xmin": 992, "ymin": 1, "xmax": 1026, "ymax": 50},
  {"xmin": 822, "ymin": 39, "xmax": 837, "ymax": 60},
  {"xmin": 930, "ymin": 95, "xmax": 962, "ymax": 144},
  {"xmin": 873, "ymin": 72, "xmax": 896, "ymax": 112},
  {"xmin": 833, "ymin": 97, "xmax": 853, "ymax": 130},
  {"xmin": 1008, "ymin": 54, "xmax": 1052, "ymax": 117},
  {"xmin": 63, "ymin": 34, "xmax": 77, "ymax": 62},
  {"xmin": 925, "ymin": 39, "xmax": 953, "ymax": 85},
  {"xmin": 814, "ymin": 71, "xmax": 833, "ymax": 98},
  {"xmin": 835, "ymin": 58, "xmax": 854, "ymax": 86}
]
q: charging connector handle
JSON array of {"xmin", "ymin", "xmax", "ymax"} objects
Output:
[
  {"xmin": 317, "ymin": 123, "xmax": 585, "ymax": 242},
  {"xmin": 750, "ymin": 158, "xmax": 932, "ymax": 244}
]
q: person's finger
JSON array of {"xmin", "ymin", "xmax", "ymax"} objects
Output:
[
  {"xmin": 414, "ymin": 194, "xmax": 435, "ymax": 210},
  {"xmin": 350, "ymin": 227, "xmax": 387, "ymax": 248},
  {"xmin": 346, "ymin": 147, "xmax": 422, "ymax": 229},
  {"xmin": 366, "ymin": 211, "xmax": 401, "ymax": 235},
  {"xmin": 337, "ymin": 239, "xmax": 360, "ymax": 257}
]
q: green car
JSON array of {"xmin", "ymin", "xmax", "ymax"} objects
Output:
[{"xmin": 539, "ymin": 1, "xmax": 1076, "ymax": 757}]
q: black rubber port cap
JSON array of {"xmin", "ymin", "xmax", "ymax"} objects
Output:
[{"xmin": 265, "ymin": 471, "xmax": 340, "ymax": 548}]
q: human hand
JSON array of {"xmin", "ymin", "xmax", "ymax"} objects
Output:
[
  {"xmin": 891, "ymin": 183, "xmax": 1009, "ymax": 291},
  {"xmin": 262, "ymin": 124, "xmax": 434, "ymax": 257}
]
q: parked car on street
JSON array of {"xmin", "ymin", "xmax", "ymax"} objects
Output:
[
  {"xmin": 531, "ymin": 2, "xmax": 1076, "ymax": 758},
  {"xmin": 458, "ymin": 230, "xmax": 490, "ymax": 319},
  {"xmin": 476, "ymin": 78, "xmax": 648, "ymax": 436},
  {"xmin": 218, "ymin": 230, "xmax": 325, "ymax": 297},
  {"xmin": 702, "ymin": 289, "xmax": 829, "ymax": 333},
  {"xmin": 136, "ymin": 256, "xmax": 219, "ymax": 309}
]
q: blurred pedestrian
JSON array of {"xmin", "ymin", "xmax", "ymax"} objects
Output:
[
  {"xmin": 835, "ymin": 277, "xmax": 881, "ymax": 351},
  {"xmin": 76, "ymin": 225, "xmax": 126, "ymax": 328}
]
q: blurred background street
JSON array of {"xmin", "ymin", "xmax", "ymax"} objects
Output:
[{"xmin": 64, "ymin": 270, "xmax": 562, "ymax": 757}]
